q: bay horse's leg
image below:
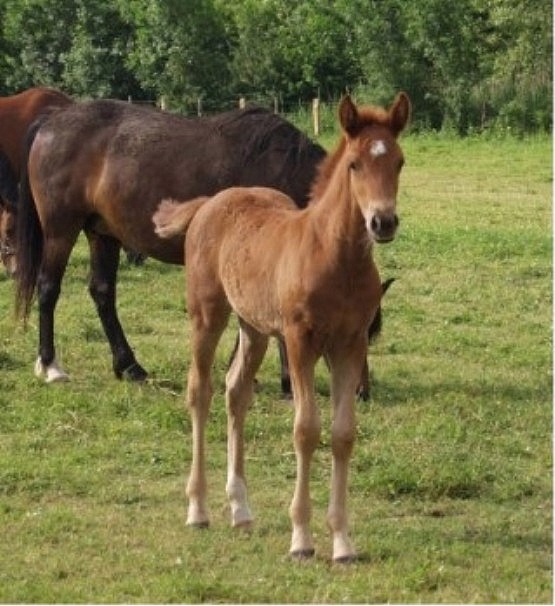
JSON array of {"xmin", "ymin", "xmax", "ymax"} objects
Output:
[
  {"xmin": 35, "ymin": 235, "xmax": 80, "ymax": 382},
  {"xmin": 225, "ymin": 320, "xmax": 269, "ymax": 528},
  {"xmin": 357, "ymin": 356, "xmax": 370, "ymax": 401},
  {"xmin": 186, "ymin": 299, "xmax": 231, "ymax": 528},
  {"xmin": 277, "ymin": 336, "xmax": 292, "ymax": 397},
  {"xmin": 326, "ymin": 336, "xmax": 367, "ymax": 563},
  {"xmin": 283, "ymin": 327, "xmax": 321, "ymax": 558},
  {"xmin": 85, "ymin": 232, "xmax": 147, "ymax": 381},
  {"xmin": 229, "ymin": 333, "xmax": 291, "ymax": 398}
]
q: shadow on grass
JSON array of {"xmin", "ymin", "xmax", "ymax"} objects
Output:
[
  {"xmin": 0, "ymin": 351, "xmax": 22, "ymax": 371},
  {"xmin": 369, "ymin": 375, "xmax": 550, "ymax": 408}
]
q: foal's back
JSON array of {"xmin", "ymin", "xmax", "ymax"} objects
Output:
[{"xmin": 185, "ymin": 186, "xmax": 301, "ymax": 334}]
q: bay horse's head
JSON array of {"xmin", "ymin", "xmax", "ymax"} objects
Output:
[{"xmin": 339, "ymin": 92, "xmax": 411, "ymax": 243}]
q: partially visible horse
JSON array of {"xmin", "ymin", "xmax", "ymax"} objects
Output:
[
  {"xmin": 0, "ymin": 87, "xmax": 73, "ymax": 276},
  {"xmin": 15, "ymin": 99, "xmax": 326, "ymax": 382},
  {"xmin": 152, "ymin": 92, "xmax": 410, "ymax": 562}
]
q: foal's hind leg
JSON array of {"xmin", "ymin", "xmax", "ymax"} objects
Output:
[
  {"xmin": 86, "ymin": 232, "xmax": 147, "ymax": 381},
  {"xmin": 186, "ymin": 298, "xmax": 231, "ymax": 527},
  {"xmin": 225, "ymin": 320, "xmax": 269, "ymax": 528}
]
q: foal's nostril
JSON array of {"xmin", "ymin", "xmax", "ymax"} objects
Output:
[{"xmin": 370, "ymin": 213, "xmax": 399, "ymax": 240}]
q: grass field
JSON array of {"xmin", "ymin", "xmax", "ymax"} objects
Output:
[{"xmin": 0, "ymin": 132, "xmax": 552, "ymax": 603}]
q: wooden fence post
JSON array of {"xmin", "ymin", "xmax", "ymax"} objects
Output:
[
  {"xmin": 312, "ymin": 97, "xmax": 320, "ymax": 137},
  {"xmin": 239, "ymin": 97, "xmax": 246, "ymax": 109},
  {"xmin": 197, "ymin": 97, "xmax": 202, "ymax": 117}
]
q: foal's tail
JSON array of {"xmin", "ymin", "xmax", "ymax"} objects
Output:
[
  {"xmin": 14, "ymin": 117, "xmax": 46, "ymax": 320},
  {"xmin": 152, "ymin": 196, "xmax": 209, "ymax": 239}
]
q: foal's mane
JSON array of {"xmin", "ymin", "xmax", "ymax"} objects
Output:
[{"xmin": 309, "ymin": 104, "xmax": 393, "ymax": 202}]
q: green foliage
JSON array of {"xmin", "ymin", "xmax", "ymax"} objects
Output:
[
  {"xmin": 0, "ymin": 134, "xmax": 551, "ymax": 602},
  {"xmin": 116, "ymin": 0, "xmax": 232, "ymax": 111},
  {"xmin": 225, "ymin": 0, "xmax": 362, "ymax": 104},
  {"xmin": 61, "ymin": 1, "xmax": 143, "ymax": 99},
  {"xmin": 2, "ymin": 0, "xmax": 78, "ymax": 90},
  {"xmin": 0, "ymin": 0, "xmax": 551, "ymax": 129}
]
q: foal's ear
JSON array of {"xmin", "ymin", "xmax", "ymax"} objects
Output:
[
  {"xmin": 389, "ymin": 92, "xmax": 411, "ymax": 136},
  {"xmin": 338, "ymin": 95, "xmax": 360, "ymax": 136}
]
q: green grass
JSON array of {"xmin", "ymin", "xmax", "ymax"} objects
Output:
[{"xmin": 0, "ymin": 134, "xmax": 552, "ymax": 603}]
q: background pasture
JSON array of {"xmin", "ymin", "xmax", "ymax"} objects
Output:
[{"xmin": 0, "ymin": 133, "xmax": 551, "ymax": 603}]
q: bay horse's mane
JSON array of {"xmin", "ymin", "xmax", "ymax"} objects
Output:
[
  {"xmin": 209, "ymin": 106, "xmax": 326, "ymax": 175},
  {"xmin": 309, "ymin": 103, "xmax": 394, "ymax": 202}
]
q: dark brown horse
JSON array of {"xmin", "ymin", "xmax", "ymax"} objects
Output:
[
  {"xmin": 15, "ymin": 99, "xmax": 327, "ymax": 382},
  {"xmin": 0, "ymin": 87, "xmax": 73, "ymax": 275},
  {"xmin": 152, "ymin": 93, "xmax": 410, "ymax": 561}
]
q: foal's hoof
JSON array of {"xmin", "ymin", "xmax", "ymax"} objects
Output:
[
  {"xmin": 290, "ymin": 548, "xmax": 315, "ymax": 560},
  {"xmin": 116, "ymin": 362, "xmax": 148, "ymax": 382},
  {"xmin": 188, "ymin": 521, "xmax": 210, "ymax": 530},
  {"xmin": 233, "ymin": 519, "xmax": 254, "ymax": 532}
]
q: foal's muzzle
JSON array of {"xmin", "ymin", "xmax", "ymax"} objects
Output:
[{"xmin": 368, "ymin": 212, "xmax": 399, "ymax": 243}]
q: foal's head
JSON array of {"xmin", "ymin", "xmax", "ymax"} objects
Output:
[{"xmin": 339, "ymin": 93, "xmax": 411, "ymax": 243}]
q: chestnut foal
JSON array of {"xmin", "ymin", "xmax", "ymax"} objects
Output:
[{"xmin": 153, "ymin": 92, "xmax": 410, "ymax": 562}]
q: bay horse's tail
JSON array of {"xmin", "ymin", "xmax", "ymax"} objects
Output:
[
  {"xmin": 367, "ymin": 277, "xmax": 396, "ymax": 342},
  {"xmin": 14, "ymin": 116, "xmax": 46, "ymax": 320},
  {"xmin": 152, "ymin": 196, "xmax": 209, "ymax": 239}
]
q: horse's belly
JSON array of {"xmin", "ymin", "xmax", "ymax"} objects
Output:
[{"xmin": 224, "ymin": 277, "xmax": 282, "ymax": 336}]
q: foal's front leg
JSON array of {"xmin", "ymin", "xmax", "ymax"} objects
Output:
[
  {"xmin": 284, "ymin": 329, "xmax": 321, "ymax": 558},
  {"xmin": 225, "ymin": 321, "xmax": 268, "ymax": 528},
  {"xmin": 326, "ymin": 338, "xmax": 367, "ymax": 562}
]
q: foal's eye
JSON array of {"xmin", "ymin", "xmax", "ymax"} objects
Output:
[{"xmin": 349, "ymin": 159, "xmax": 360, "ymax": 171}]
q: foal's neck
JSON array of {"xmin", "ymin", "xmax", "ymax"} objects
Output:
[{"xmin": 309, "ymin": 141, "xmax": 369, "ymax": 257}]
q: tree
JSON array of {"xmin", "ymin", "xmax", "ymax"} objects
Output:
[
  {"xmin": 480, "ymin": 0, "xmax": 552, "ymax": 132},
  {"xmin": 225, "ymin": 0, "xmax": 362, "ymax": 107},
  {"xmin": 0, "ymin": 0, "xmax": 550, "ymax": 132},
  {"xmin": 2, "ymin": 0, "xmax": 77, "ymax": 91},
  {"xmin": 116, "ymin": 0, "xmax": 233, "ymax": 111},
  {"xmin": 61, "ymin": 0, "xmax": 144, "ymax": 100}
]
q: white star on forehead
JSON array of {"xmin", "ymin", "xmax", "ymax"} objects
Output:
[{"xmin": 370, "ymin": 140, "xmax": 387, "ymax": 158}]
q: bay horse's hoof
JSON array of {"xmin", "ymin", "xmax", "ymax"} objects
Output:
[
  {"xmin": 356, "ymin": 388, "xmax": 370, "ymax": 402},
  {"xmin": 290, "ymin": 548, "xmax": 315, "ymax": 560},
  {"xmin": 34, "ymin": 357, "xmax": 70, "ymax": 383},
  {"xmin": 116, "ymin": 362, "xmax": 148, "ymax": 382}
]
